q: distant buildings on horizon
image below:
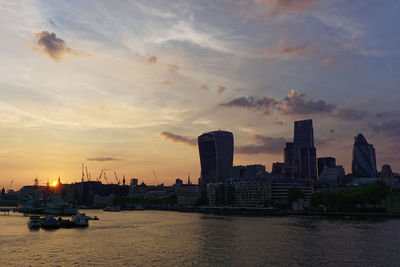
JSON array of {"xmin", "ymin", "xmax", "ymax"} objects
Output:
[{"xmin": 198, "ymin": 119, "xmax": 396, "ymax": 186}]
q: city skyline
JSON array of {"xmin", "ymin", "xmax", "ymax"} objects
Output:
[{"xmin": 0, "ymin": 1, "xmax": 399, "ymax": 188}]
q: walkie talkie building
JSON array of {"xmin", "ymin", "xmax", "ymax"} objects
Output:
[{"xmin": 198, "ymin": 130, "xmax": 234, "ymax": 185}]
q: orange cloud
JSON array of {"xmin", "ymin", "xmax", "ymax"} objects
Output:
[
  {"xmin": 264, "ymin": 39, "xmax": 310, "ymax": 58},
  {"xmin": 258, "ymin": 0, "xmax": 313, "ymax": 17},
  {"xmin": 323, "ymin": 57, "xmax": 333, "ymax": 66},
  {"xmin": 33, "ymin": 31, "xmax": 86, "ymax": 61}
]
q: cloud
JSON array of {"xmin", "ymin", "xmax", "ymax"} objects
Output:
[
  {"xmin": 376, "ymin": 112, "xmax": 395, "ymax": 119},
  {"xmin": 236, "ymin": 135, "xmax": 288, "ymax": 154},
  {"xmin": 217, "ymin": 85, "xmax": 226, "ymax": 94},
  {"xmin": 230, "ymin": 0, "xmax": 313, "ymax": 18},
  {"xmin": 334, "ymin": 108, "xmax": 366, "ymax": 121},
  {"xmin": 161, "ymin": 80, "xmax": 172, "ymax": 86},
  {"xmin": 330, "ymin": 129, "xmax": 335, "ymax": 133},
  {"xmin": 220, "ymin": 96, "xmax": 278, "ymax": 115},
  {"xmin": 145, "ymin": 54, "xmax": 157, "ymax": 64},
  {"xmin": 323, "ymin": 57, "xmax": 333, "ymax": 66},
  {"xmin": 221, "ymin": 90, "xmax": 366, "ymax": 120},
  {"xmin": 264, "ymin": 39, "xmax": 310, "ymax": 58},
  {"xmin": 262, "ymin": 0, "xmax": 313, "ymax": 17},
  {"xmin": 276, "ymin": 90, "xmax": 336, "ymax": 115},
  {"xmin": 34, "ymin": 31, "xmax": 82, "ymax": 61},
  {"xmin": 168, "ymin": 64, "xmax": 179, "ymax": 72},
  {"xmin": 200, "ymin": 84, "xmax": 208, "ymax": 90},
  {"xmin": 371, "ymin": 120, "xmax": 400, "ymax": 138},
  {"xmin": 160, "ymin": 132, "xmax": 197, "ymax": 146},
  {"xmin": 87, "ymin": 157, "xmax": 122, "ymax": 161}
]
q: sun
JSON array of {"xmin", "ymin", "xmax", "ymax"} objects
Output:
[{"xmin": 51, "ymin": 180, "xmax": 58, "ymax": 187}]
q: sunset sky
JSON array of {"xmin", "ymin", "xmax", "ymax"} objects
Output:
[{"xmin": 1, "ymin": 0, "xmax": 399, "ymax": 189}]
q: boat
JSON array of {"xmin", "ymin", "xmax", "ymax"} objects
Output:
[
  {"xmin": 103, "ymin": 206, "xmax": 121, "ymax": 212},
  {"xmin": 27, "ymin": 215, "xmax": 41, "ymax": 228},
  {"xmin": 19, "ymin": 196, "xmax": 78, "ymax": 216},
  {"xmin": 71, "ymin": 212, "xmax": 89, "ymax": 227},
  {"xmin": 40, "ymin": 215, "xmax": 60, "ymax": 229},
  {"xmin": 58, "ymin": 217, "xmax": 76, "ymax": 228}
]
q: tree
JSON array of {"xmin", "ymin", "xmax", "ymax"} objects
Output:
[{"xmin": 287, "ymin": 187, "xmax": 305, "ymax": 203}]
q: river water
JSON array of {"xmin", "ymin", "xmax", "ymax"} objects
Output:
[{"xmin": 1, "ymin": 210, "xmax": 400, "ymax": 266}]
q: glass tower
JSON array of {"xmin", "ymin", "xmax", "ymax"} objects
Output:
[
  {"xmin": 293, "ymin": 119, "xmax": 317, "ymax": 180},
  {"xmin": 352, "ymin": 133, "xmax": 377, "ymax": 178},
  {"xmin": 198, "ymin": 131, "xmax": 234, "ymax": 185}
]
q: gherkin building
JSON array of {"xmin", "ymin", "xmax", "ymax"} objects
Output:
[{"xmin": 352, "ymin": 133, "xmax": 377, "ymax": 178}]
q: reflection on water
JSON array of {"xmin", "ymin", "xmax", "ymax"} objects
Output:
[{"xmin": 1, "ymin": 211, "xmax": 400, "ymax": 266}]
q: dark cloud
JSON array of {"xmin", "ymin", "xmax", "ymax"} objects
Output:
[
  {"xmin": 334, "ymin": 108, "xmax": 366, "ymax": 121},
  {"xmin": 220, "ymin": 90, "xmax": 366, "ymax": 121},
  {"xmin": 168, "ymin": 64, "xmax": 179, "ymax": 72},
  {"xmin": 220, "ymin": 96, "xmax": 278, "ymax": 115},
  {"xmin": 87, "ymin": 157, "xmax": 122, "ymax": 162},
  {"xmin": 236, "ymin": 135, "xmax": 288, "ymax": 155},
  {"xmin": 371, "ymin": 120, "xmax": 400, "ymax": 138},
  {"xmin": 217, "ymin": 85, "xmax": 226, "ymax": 94},
  {"xmin": 376, "ymin": 112, "xmax": 395, "ymax": 119},
  {"xmin": 48, "ymin": 19, "xmax": 56, "ymax": 26},
  {"xmin": 330, "ymin": 129, "xmax": 335, "ymax": 133},
  {"xmin": 34, "ymin": 31, "xmax": 81, "ymax": 61},
  {"xmin": 160, "ymin": 132, "xmax": 197, "ymax": 146},
  {"xmin": 277, "ymin": 90, "xmax": 336, "ymax": 115}
]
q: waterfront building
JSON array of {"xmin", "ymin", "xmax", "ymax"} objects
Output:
[
  {"xmin": 318, "ymin": 165, "xmax": 345, "ymax": 187},
  {"xmin": 175, "ymin": 184, "xmax": 201, "ymax": 206},
  {"xmin": 232, "ymin": 164, "xmax": 266, "ymax": 179},
  {"xmin": 292, "ymin": 119, "xmax": 317, "ymax": 180},
  {"xmin": 233, "ymin": 179, "xmax": 272, "ymax": 207},
  {"xmin": 271, "ymin": 179, "xmax": 313, "ymax": 204},
  {"xmin": 207, "ymin": 182, "xmax": 234, "ymax": 206},
  {"xmin": 198, "ymin": 130, "xmax": 234, "ymax": 185},
  {"xmin": 271, "ymin": 162, "xmax": 291, "ymax": 178},
  {"xmin": 317, "ymin": 157, "xmax": 336, "ymax": 176},
  {"xmin": 352, "ymin": 133, "xmax": 377, "ymax": 178}
]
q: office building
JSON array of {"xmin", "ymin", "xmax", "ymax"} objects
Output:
[
  {"xmin": 352, "ymin": 133, "xmax": 377, "ymax": 178},
  {"xmin": 232, "ymin": 164, "xmax": 266, "ymax": 179},
  {"xmin": 198, "ymin": 130, "xmax": 234, "ymax": 185},
  {"xmin": 292, "ymin": 119, "xmax": 317, "ymax": 180},
  {"xmin": 317, "ymin": 157, "xmax": 336, "ymax": 176}
]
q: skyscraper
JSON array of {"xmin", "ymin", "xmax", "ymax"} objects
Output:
[
  {"xmin": 352, "ymin": 133, "xmax": 377, "ymax": 178},
  {"xmin": 198, "ymin": 130, "xmax": 234, "ymax": 185},
  {"xmin": 292, "ymin": 119, "xmax": 317, "ymax": 180}
]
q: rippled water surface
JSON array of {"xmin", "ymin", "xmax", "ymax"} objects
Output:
[{"xmin": 1, "ymin": 210, "xmax": 400, "ymax": 266}]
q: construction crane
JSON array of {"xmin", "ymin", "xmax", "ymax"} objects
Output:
[
  {"xmin": 81, "ymin": 163, "xmax": 85, "ymax": 183},
  {"xmin": 152, "ymin": 170, "xmax": 159, "ymax": 186},
  {"xmin": 7, "ymin": 179, "xmax": 13, "ymax": 192},
  {"xmin": 103, "ymin": 171, "xmax": 109, "ymax": 184},
  {"xmin": 97, "ymin": 169, "xmax": 104, "ymax": 182},
  {"xmin": 85, "ymin": 166, "xmax": 90, "ymax": 181},
  {"xmin": 114, "ymin": 171, "xmax": 121, "ymax": 185}
]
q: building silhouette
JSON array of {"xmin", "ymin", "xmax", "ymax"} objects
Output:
[
  {"xmin": 198, "ymin": 130, "xmax": 234, "ymax": 185},
  {"xmin": 317, "ymin": 157, "xmax": 336, "ymax": 176},
  {"xmin": 292, "ymin": 119, "xmax": 317, "ymax": 180},
  {"xmin": 352, "ymin": 133, "xmax": 377, "ymax": 178}
]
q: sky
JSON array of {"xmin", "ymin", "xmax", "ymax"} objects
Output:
[{"xmin": 0, "ymin": 0, "xmax": 399, "ymax": 189}]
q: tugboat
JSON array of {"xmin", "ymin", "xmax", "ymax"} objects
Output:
[
  {"xmin": 27, "ymin": 215, "xmax": 41, "ymax": 229},
  {"xmin": 40, "ymin": 215, "xmax": 60, "ymax": 229},
  {"xmin": 71, "ymin": 212, "xmax": 90, "ymax": 227}
]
